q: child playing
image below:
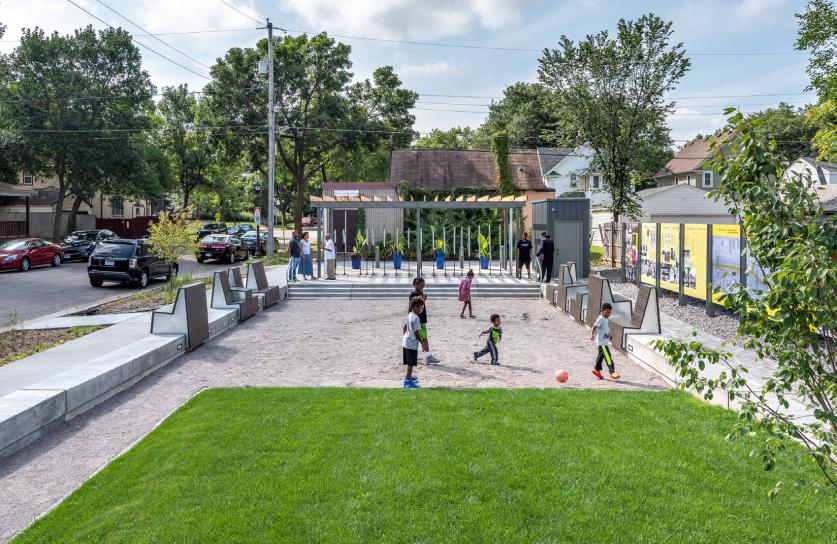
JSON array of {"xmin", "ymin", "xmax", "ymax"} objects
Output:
[
  {"xmin": 458, "ymin": 270, "xmax": 475, "ymax": 319},
  {"xmin": 591, "ymin": 302, "xmax": 620, "ymax": 380},
  {"xmin": 402, "ymin": 298, "xmax": 424, "ymax": 388},
  {"xmin": 408, "ymin": 277, "xmax": 441, "ymax": 364},
  {"xmin": 473, "ymin": 313, "xmax": 502, "ymax": 366}
]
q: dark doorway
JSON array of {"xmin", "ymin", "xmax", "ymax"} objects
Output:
[{"xmin": 332, "ymin": 209, "xmax": 358, "ymax": 252}]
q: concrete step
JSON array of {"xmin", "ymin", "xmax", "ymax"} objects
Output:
[{"xmin": 286, "ymin": 282, "xmax": 541, "ymax": 299}]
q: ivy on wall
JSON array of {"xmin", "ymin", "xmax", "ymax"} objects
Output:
[{"xmin": 491, "ymin": 131, "xmax": 513, "ymax": 195}]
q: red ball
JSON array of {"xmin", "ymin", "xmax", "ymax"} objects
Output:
[{"xmin": 555, "ymin": 370, "xmax": 569, "ymax": 384}]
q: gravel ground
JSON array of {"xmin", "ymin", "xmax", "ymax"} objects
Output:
[
  {"xmin": 0, "ymin": 297, "xmax": 669, "ymax": 542},
  {"xmin": 596, "ymin": 269, "xmax": 741, "ymax": 341}
]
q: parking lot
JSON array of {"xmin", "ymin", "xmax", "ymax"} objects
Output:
[{"xmin": 0, "ymin": 256, "xmax": 247, "ymax": 322}]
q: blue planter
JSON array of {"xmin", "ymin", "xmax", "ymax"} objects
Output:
[
  {"xmin": 351, "ymin": 255, "xmax": 362, "ymax": 269},
  {"xmin": 435, "ymin": 251, "xmax": 445, "ymax": 269},
  {"xmin": 393, "ymin": 253, "xmax": 402, "ymax": 269},
  {"xmin": 479, "ymin": 256, "xmax": 490, "ymax": 269}
]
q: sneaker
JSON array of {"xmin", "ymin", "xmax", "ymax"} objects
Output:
[
  {"xmin": 403, "ymin": 380, "xmax": 420, "ymax": 389},
  {"xmin": 490, "ymin": 361, "xmax": 499, "ymax": 366},
  {"xmin": 472, "ymin": 352, "xmax": 478, "ymax": 362},
  {"xmin": 609, "ymin": 372, "xmax": 621, "ymax": 380},
  {"xmin": 469, "ymin": 315, "xmax": 475, "ymax": 319},
  {"xmin": 426, "ymin": 356, "xmax": 441, "ymax": 365},
  {"xmin": 592, "ymin": 370, "xmax": 604, "ymax": 380},
  {"xmin": 460, "ymin": 315, "xmax": 466, "ymax": 319},
  {"xmin": 408, "ymin": 375, "xmax": 419, "ymax": 383}
]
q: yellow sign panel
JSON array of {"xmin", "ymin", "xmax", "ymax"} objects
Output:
[{"xmin": 683, "ymin": 224, "xmax": 707, "ymax": 300}]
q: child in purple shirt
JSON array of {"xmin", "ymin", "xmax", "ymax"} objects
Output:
[{"xmin": 459, "ymin": 269, "xmax": 475, "ymax": 318}]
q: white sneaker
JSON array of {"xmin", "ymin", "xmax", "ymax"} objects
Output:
[{"xmin": 426, "ymin": 356, "xmax": 441, "ymax": 365}]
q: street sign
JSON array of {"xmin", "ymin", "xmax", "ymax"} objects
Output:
[{"xmin": 254, "ymin": 207, "xmax": 261, "ymax": 225}]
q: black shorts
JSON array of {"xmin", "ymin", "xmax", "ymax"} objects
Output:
[
  {"xmin": 402, "ymin": 347, "xmax": 418, "ymax": 366},
  {"xmin": 518, "ymin": 256, "xmax": 531, "ymax": 266}
]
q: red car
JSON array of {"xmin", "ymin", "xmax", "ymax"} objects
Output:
[{"xmin": 0, "ymin": 238, "xmax": 64, "ymax": 271}]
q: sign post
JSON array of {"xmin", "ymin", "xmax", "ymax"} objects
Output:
[{"xmin": 254, "ymin": 207, "xmax": 262, "ymax": 257}]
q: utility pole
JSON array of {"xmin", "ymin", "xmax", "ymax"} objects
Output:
[{"xmin": 266, "ymin": 19, "xmax": 276, "ymax": 257}]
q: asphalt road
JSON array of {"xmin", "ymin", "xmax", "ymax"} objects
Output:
[{"xmin": 0, "ymin": 256, "xmax": 249, "ymax": 323}]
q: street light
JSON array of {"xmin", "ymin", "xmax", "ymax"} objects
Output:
[{"xmin": 254, "ymin": 182, "xmax": 263, "ymax": 257}]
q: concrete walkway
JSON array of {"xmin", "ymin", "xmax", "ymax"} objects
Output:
[
  {"xmin": 10, "ymin": 313, "xmax": 146, "ymax": 331},
  {"xmin": 0, "ymin": 293, "xmax": 668, "ymax": 542}
]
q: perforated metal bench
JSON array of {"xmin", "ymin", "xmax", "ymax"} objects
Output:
[
  {"xmin": 211, "ymin": 271, "xmax": 258, "ymax": 321},
  {"xmin": 609, "ymin": 284, "xmax": 660, "ymax": 350},
  {"xmin": 150, "ymin": 283, "xmax": 209, "ymax": 350}
]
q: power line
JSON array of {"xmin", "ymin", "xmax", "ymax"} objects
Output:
[
  {"xmin": 93, "ymin": 0, "xmax": 213, "ymax": 70},
  {"xmin": 64, "ymin": 0, "xmax": 210, "ymax": 80},
  {"xmin": 218, "ymin": 0, "xmax": 264, "ymax": 25}
]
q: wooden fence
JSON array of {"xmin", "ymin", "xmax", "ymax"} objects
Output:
[{"xmin": 0, "ymin": 211, "xmax": 95, "ymax": 241}]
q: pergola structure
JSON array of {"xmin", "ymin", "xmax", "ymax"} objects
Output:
[{"xmin": 309, "ymin": 194, "xmax": 527, "ymax": 277}]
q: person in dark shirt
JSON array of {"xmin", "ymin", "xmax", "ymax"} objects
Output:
[
  {"xmin": 516, "ymin": 232, "xmax": 533, "ymax": 279},
  {"xmin": 536, "ymin": 232, "xmax": 555, "ymax": 283},
  {"xmin": 287, "ymin": 230, "xmax": 301, "ymax": 282},
  {"xmin": 407, "ymin": 277, "xmax": 441, "ymax": 364}
]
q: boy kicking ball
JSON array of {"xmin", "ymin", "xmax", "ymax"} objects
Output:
[
  {"xmin": 473, "ymin": 314, "xmax": 502, "ymax": 366},
  {"xmin": 402, "ymin": 298, "xmax": 424, "ymax": 389},
  {"xmin": 591, "ymin": 303, "xmax": 620, "ymax": 380}
]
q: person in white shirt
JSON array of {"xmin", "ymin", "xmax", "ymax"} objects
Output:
[{"xmin": 324, "ymin": 233, "xmax": 336, "ymax": 280}]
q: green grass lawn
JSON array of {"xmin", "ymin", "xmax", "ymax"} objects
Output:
[{"xmin": 15, "ymin": 389, "xmax": 834, "ymax": 544}]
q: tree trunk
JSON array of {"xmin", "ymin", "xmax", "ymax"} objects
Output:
[
  {"xmin": 294, "ymin": 173, "xmax": 304, "ymax": 235},
  {"xmin": 51, "ymin": 173, "xmax": 67, "ymax": 242},
  {"xmin": 182, "ymin": 184, "xmax": 190, "ymax": 208},
  {"xmin": 67, "ymin": 194, "xmax": 83, "ymax": 234}
]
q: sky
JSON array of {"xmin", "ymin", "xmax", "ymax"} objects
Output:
[{"xmin": 0, "ymin": 0, "xmax": 816, "ymax": 145}]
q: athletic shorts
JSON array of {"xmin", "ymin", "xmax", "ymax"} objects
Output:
[
  {"xmin": 419, "ymin": 324, "xmax": 428, "ymax": 340},
  {"xmin": 518, "ymin": 256, "xmax": 531, "ymax": 266},
  {"xmin": 402, "ymin": 347, "xmax": 418, "ymax": 366}
]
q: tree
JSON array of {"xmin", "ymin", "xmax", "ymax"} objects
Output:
[
  {"xmin": 478, "ymin": 82, "xmax": 567, "ymax": 149},
  {"xmin": 0, "ymin": 26, "xmax": 154, "ymax": 240},
  {"xmin": 796, "ymin": 0, "xmax": 837, "ymax": 161},
  {"xmin": 157, "ymin": 84, "xmax": 214, "ymax": 207},
  {"xmin": 146, "ymin": 208, "xmax": 197, "ymax": 275},
  {"xmin": 749, "ymin": 103, "xmax": 818, "ymax": 164},
  {"xmin": 491, "ymin": 131, "xmax": 513, "ymax": 195},
  {"xmin": 655, "ymin": 111, "xmax": 836, "ymax": 493},
  {"xmin": 537, "ymin": 14, "xmax": 690, "ymax": 224},
  {"xmin": 413, "ymin": 127, "xmax": 482, "ymax": 149},
  {"xmin": 206, "ymin": 34, "xmax": 417, "ymax": 234}
]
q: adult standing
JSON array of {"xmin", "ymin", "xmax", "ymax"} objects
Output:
[
  {"xmin": 324, "ymin": 233, "xmax": 337, "ymax": 280},
  {"xmin": 287, "ymin": 230, "xmax": 301, "ymax": 283},
  {"xmin": 536, "ymin": 231, "xmax": 555, "ymax": 283},
  {"xmin": 516, "ymin": 232, "xmax": 533, "ymax": 279},
  {"xmin": 301, "ymin": 231, "xmax": 314, "ymax": 280}
]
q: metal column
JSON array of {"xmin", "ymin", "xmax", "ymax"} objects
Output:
[
  {"xmin": 706, "ymin": 224, "xmax": 715, "ymax": 317},
  {"xmin": 416, "ymin": 209, "xmax": 422, "ymax": 276},
  {"xmin": 316, "ymin": 207, "xmax": 323, "ymax": 278},
  {"xmin": 655, "ymin": 223, "xmax": 662, "ymax": 291},
  {"xmin": 678, "ymin": 223, "xmax": 685, "ymax": 305}
]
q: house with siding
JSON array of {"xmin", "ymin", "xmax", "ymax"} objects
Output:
[
  {"xmin": 537, "ymin": 146, "xmax": 610, "ymax": 208},
  {"xmin": 784, "ymin": 156, "xmax": 837, "ymax": 186},
  {"xmin": 653, "ymin": 132, "xmax": 736, "ymax": 190},
  {"xmin": 388, "ymin": 148, "xmax": 554, "ymax": 232},
  {"xmin": 637, "ymin": 185, "xmax": 735, "ymax": 224}
]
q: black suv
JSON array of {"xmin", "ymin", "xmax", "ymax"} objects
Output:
[
  {"xmin": 197, "ymin": 222, "xmax": 228, "ymax": 240},
  {"xmin": 60, "ymin": 229, "xmax": 117, "ymax": 261},
  {"xmin": 88, "ymin": 239, "xmax": 176, "ymax": 288}
]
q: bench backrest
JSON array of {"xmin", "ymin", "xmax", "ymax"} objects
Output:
[
  {"xmin": 247, "ymin": 261, "xmax": 269, "ymax": 290},
  {"xmin": 211, "ymin": 271, "xmax": 235, "ymax": 307},
  {"xmin": 228, "ymin": 266, "xmax": 245, "ymax": 289},
  {"xmin": 632, "ymin": 285, "xmax": 653, "ymax": 327},
  {"xmin": 151, "ymin": 282, "xmax": 209, "ymax": 350},
  {"xmin": 584, "ymin": 275, "xmax": 604, "ymax": 327},
  {"xmin": 558, "ymin": 264, "xmax": 571, "ymax": 286}
]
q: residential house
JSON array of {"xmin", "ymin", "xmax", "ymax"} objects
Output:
[
  {"xmin": 653, "ymin": 132, "xmax": 736, "ymax": 190},
  {"xmin": 388, "ymin": 148, "xmax": 554, "ymax": 232},
  {"xmin": 784, "ymin": 156, "xmax": 836, "ymax": 186},
  {"xmin": 537, "ymin": 146, "xmax": 610, "ymax": 208},
  {"xmin": 637, "ymin": 185, "xmax": 735, "ymax": 225}
]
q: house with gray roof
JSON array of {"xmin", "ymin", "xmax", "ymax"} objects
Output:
[
  {"xmin": 653, "ymin": 132, "xmax": 736, "ymax": 190},
  {"xmin": 536, "ymin": 146, "xmax": 610, "ymax": 208},
  {"xmin": 785, "ymin": 156, "xmax": 837, "ymax": 186}
]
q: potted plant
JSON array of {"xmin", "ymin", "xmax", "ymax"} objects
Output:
[
  {"xmin": 478, "ymin": 233, "xmax": 490, "ymax": 269},
  {"xmin": 386, "ymin": 238, "xmax": 404, "ymax": 269},
  {"xmin": 351, "ymin": 233, "xmax": 366, "ymax": 269},
  {"xmin": 434, "ymin": 238, "xmax": 447, "ymax": 269}
]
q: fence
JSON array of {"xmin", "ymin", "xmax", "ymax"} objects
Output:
[
  {"xmin": 625, "ymin": 222, "xmax": 762, "ymax": 316},
  {"xmin": 96, "ymin": 216, "xmax": 156, "ymax": 239},
  {"xmin": 0, "ymin": 211, "xmax": 95, "ymax": 241},
  {"xmin": 598, "ymin": 222, "xmax": 625, "ymax": 267}
]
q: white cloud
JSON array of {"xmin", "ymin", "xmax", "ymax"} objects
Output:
[
  {"xmin": 397, "ymin": 60, "xmax": 460, "ymax": 78},
  {"xmin": 282, "ymin": 0, "xmax": 535, "ymax": 40},
  {"xmin": 736, "ymin": 0, "xmax": 786, "ymax": 19}
]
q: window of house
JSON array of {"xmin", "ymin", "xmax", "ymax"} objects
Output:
[
  {"xmin": 110, "ymin": 196, "xmax": 124, "ymax": 217},
  {"xmin": 22, "ymin": 171, "xmax": 33, "ymax": 185},
  {"xmin": 570, "ymin": 173, "xmax": 577, "ymax": 186},
  {"xmin": 592, "ymin": 175, "xmax": 601, "ymax": 189},
  {"xmin": 703, "ymin": 172, "xmax": 712, "ymax": 187}
]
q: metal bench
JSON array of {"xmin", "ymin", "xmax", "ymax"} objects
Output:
[
  {"xmin": 246, "ymin": 261, "xmax": 283, "ymax": 308},
  {"xmin": 556, "ymin": 262, "xmax": 588, "ymax": 312},
  {"xmin": 150, "ymin": 283, "xmax": 209, "ymax": 350},
  {"xmin": 569, "ymin": 290, "xmax": 589, "ymax": 324},
  {"xmin": 609, "ymin": 284, "xmax": 660, "ymax": 350},
  {"xmin": 211, "ymin": 271, "xmax": 258, "ymax": 321},
  {"xmin": 584, "ymin": 275, "xmax": 633, "ymax": 328}
]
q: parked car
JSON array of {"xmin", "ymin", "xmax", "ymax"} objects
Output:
[
  {"xmin": 240, "ymin": 230, "xmax": 268, "ymax": 254},
  {"xmin": 228, "ymin": 223, "xmax": 255, "ymax": 236},
  {"xmin": 197, "ymin": 222, "xmax": 228, "ymax": 240},
  {"xmin": 197, "ymin": 234, "xmax": 249, "ymax": 264},
  {"xmin": 0, "ymin": 238, "xmax": 64, "ymax": 272},
  {"xmin": 301, "ymin": 214, "xmax": 317, "ymax": 227},
  {"xmin": 59, "ymin": 229, "xmax": 117, "ymax": 261},
  {"xmin": 88, "ymin": 239, "xmax": 176, "ymax": 288}
]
